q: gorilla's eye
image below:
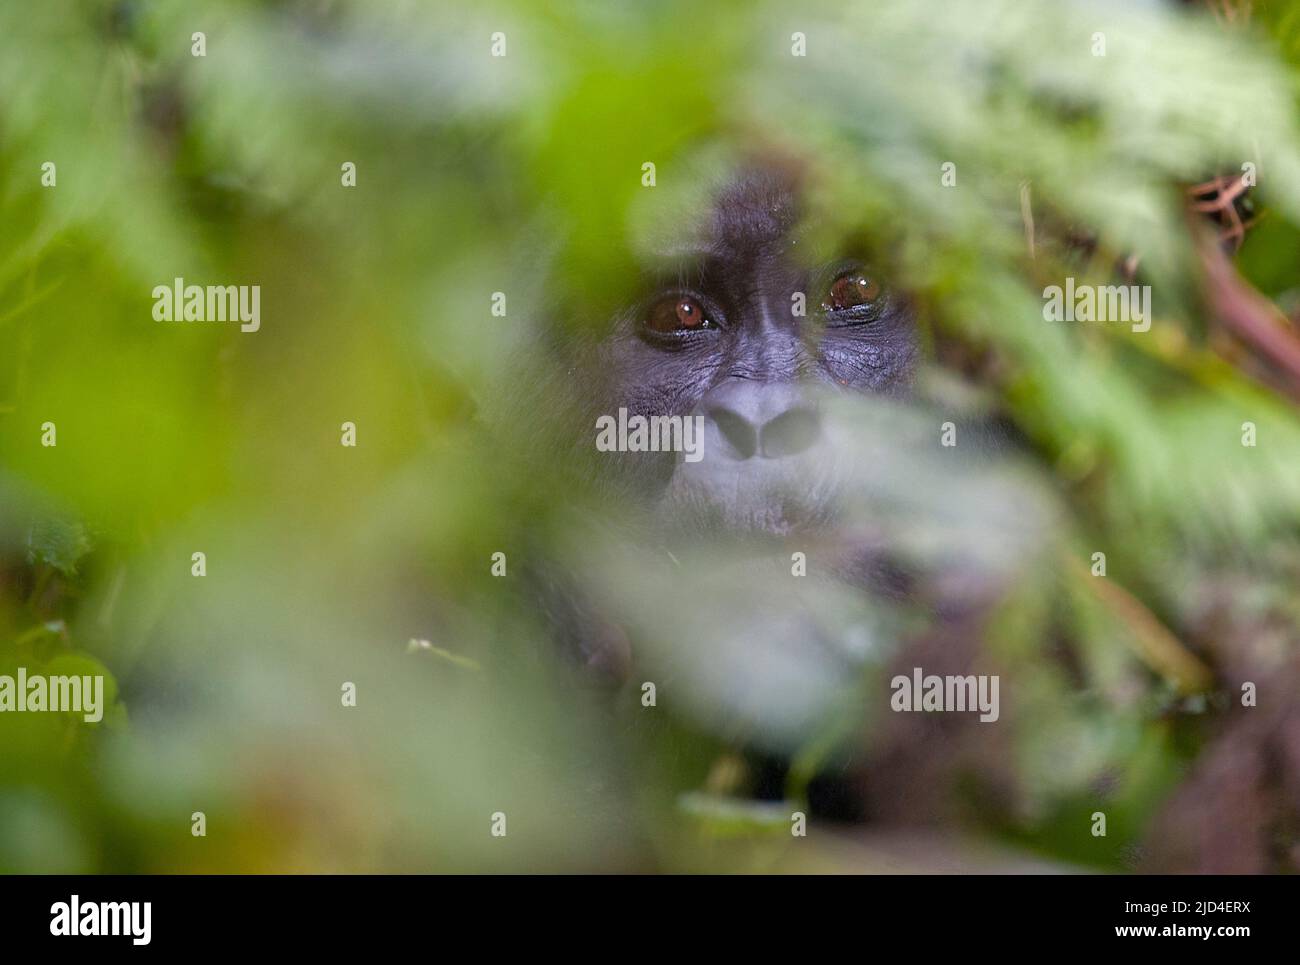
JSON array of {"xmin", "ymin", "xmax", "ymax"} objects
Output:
[
  {"xmin": 823, "ymin": 272, "xmax": 882, "ymax": 314},
  {"xmin": 645, "ymin": 295, "xmax": 715, "ymax": 335}
]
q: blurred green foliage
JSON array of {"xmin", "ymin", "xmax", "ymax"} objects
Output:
[{"xmin": 1, "ymin": 0, "xmax": 1299, "ymax": 872}]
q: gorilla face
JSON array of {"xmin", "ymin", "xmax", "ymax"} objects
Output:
[{"xmin": 591, "ymin": 169, "xmax": 919, "ymax": 536}]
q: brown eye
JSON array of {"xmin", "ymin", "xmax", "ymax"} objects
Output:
[
  {"xmin": 646, "ymin": 295, "xmax": 712, "ymax": 334},
  {"xmin": 823, "ymin": 272, "xmax": 881, "ymax": 312}
]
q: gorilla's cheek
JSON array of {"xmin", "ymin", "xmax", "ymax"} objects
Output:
[{"xmin": 819, "ymin": 324, "xmax": 918, "ymax": 395}]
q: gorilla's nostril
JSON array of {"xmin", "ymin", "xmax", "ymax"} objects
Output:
[
  {"xmin": 760, "ymin": 407, "xmax": 821, "ymax": 458},
  {"xmin": 708, "ymin": 407, "xmax": 758, "ymax": 460}
]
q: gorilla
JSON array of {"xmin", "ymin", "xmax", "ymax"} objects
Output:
[
  {"xmin": 587, "ymin": 167, "xmax": 918, "ymax": 535},
  {"xmin": 514, "ymin": 162, "xmax": 1041, "ymax": 822}
]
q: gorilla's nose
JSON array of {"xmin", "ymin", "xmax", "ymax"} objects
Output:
[
  {"xmin": 760, "ymin": 406, "xmax": 822, "ymax": 458},
  {"xmin": 700, "ymin": 380, "xmax": 821, "ymax": 461}
]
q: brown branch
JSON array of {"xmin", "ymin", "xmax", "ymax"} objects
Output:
[
  {"xmin": 1197, "ymin": 233, "xmax": 1300, "ymax": 401},
  {"xmin": 1066, "ymin": 552, "xmax": 1214, "ymax": 694}
]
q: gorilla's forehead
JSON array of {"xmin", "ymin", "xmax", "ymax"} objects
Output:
[
  {"xmin": 708, "ymin": 168, "xmax": 803, "ymax": 260},
  {"xmin": 642, "ymin": 167, "xmax": 804, "ymax": 273}
]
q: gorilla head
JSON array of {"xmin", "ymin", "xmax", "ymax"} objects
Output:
[
  {"xmin": 525, "ymin": 163, "xmax": 1022, "ymax": 711},
  {"xmin": 584, "ymin": 167, "xmax": 918, "ymax": 537}
]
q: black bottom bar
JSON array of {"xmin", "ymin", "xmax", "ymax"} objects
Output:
[{"xmin": 0, "ymin": 873, "xmax": 1280, "ymax": 951}]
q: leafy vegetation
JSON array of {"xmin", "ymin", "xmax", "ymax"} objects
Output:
[{"xmin": 1, "ymin": 0, "xmax": 1298, "ymax": 872}]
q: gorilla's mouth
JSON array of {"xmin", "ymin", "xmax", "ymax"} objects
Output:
[{"xmin": 657, "ymin": 445, "xmax": 844, "ymax": 538}]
